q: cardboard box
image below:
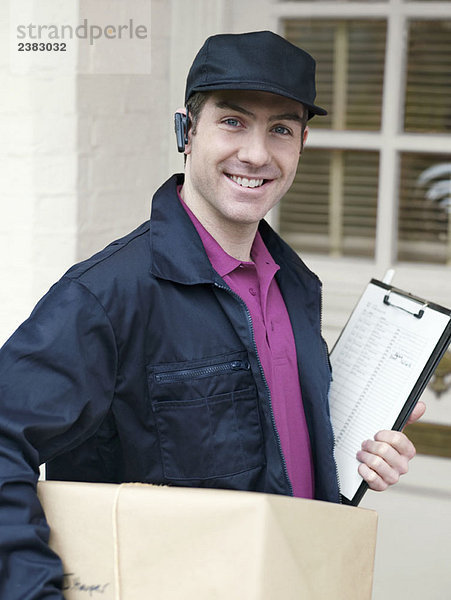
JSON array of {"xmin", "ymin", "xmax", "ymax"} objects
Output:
[{"xmin": 37, "ymin": 481, "xmax": 377, "ymax": 599}]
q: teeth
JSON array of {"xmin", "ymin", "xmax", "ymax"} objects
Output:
[{"xmin": 228, "ymin": 175, "xmax": 264, "ymax": 188}]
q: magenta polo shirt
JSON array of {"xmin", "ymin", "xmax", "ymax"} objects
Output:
[{"xmin": 178, "ymin": 191, "xmax": 314, "ymax": 498}]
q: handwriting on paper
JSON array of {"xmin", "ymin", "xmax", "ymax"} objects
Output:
[
  {"xmin": 63, "ymin": 573, "xmax": 110, "ymax": 597},
  {"xmin": 389, "ymin": 351, "xmax": 412, "ymax": 368}
]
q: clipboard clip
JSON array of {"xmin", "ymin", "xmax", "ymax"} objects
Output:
[{"xmin": 383, "ymin": 291, "xmax": 427, "ymax": 319}]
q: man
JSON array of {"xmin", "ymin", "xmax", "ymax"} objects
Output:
[{"xmin": 0, "ymin": 31, "xmax": 423, "ymax": 597}]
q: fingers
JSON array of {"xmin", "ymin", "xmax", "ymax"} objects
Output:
[
  {"xmin": 357, "ymin": 462, "xmax": 390, "ymax": 491},
  {"xmin": 356, "ymin": 430, "xmax": 416, "ymax": 492},
  {"xmin": 405, "ymin": 401, "xmax": 426, "ymax": 426},
  {"xmin": 355, "ymin": 402, "xmax": 423, "ymax": 492},
  {"xmin": 374, "ymin": 429, "xmax": 416, "ymax": 459}
]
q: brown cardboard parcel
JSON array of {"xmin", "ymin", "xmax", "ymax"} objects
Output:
[{"xmin": 37, "ymin": 481, "xmax": 377, "ymax": 599}]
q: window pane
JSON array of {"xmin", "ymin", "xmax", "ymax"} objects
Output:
[
  {"xmin": 280, "ymin": 150, "xmax": 329, "ymax": 254},
  {"xmin": 342, "ymin": 152, "xmax": 379, "ymax": 256},
  {"xmin": 398, "ymin": 153, "xmax": 451, "ymax": 264},
  {"xmin": 280, "ymin": 149, "xmax": 379, "ymax": 257},
  {"xmin": 404, "ymin": 21, "xmax": 451, "ymax": 133},
  {"xmin": 284, "ymin": 20, "xmax": 386, "ymax": 130}
]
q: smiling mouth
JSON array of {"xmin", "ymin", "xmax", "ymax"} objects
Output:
[{"xmin": 226, "ymin": 174, "xmax": 269, "ymax": 188}]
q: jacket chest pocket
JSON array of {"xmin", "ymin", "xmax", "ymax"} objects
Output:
[{"xmin": 147, "ymin": 351, "xmax": 265, "ymax": 481}]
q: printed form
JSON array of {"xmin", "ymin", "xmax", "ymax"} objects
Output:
[{"xmin": 329, "ymin": 282, "xmax": 451, "ymax": 502}]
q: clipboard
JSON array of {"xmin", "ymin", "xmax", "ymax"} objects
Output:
[{"xmin": 328, "ymin": 279, "xmax": 451, "ymax": 506}]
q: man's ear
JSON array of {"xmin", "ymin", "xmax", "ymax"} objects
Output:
[
  {"xmin": 184, "ymin": 111, "xmax": 193, "ymax": 155},
  {"xmin": 300, "ymin": 126, "xmax": 309, "ymax": 154}
]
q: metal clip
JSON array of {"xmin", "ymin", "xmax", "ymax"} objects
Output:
[{"xmin": 383, "ymin": 291, "xmax": 427, "ymax": 319}]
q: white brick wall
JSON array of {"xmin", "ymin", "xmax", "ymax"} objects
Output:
[
  {"xmin": 1, "ymin": 0, "xmax": 172, "ymax": 345},
  {"xmin": 1, "ymin": 2, "xmax": 78, "ymax": 345},
  {"xmin": 76, "ymin": 1, "xmax": 172, "ymax": 260}
]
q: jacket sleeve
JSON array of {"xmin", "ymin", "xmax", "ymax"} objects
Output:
[{"xmin": 0, "ymin": 277, "xmax": 118, "ymax": 598}]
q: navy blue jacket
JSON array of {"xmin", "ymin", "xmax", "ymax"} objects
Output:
[{"xmin": 0, "ymin": 174, "xmax": 339, "ymax": 597}]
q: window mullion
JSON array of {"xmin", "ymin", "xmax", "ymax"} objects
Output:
[
  {"xmin": 329, "ymin": 151, "xmax": 344, "ymax": 256},
  {"xmin": 328, "ymin": 22, "xmax": 348, "ymax": 257},
  {"xmin": 333, "ymin": 22, "xmax": 348, "ymax": 130},
  {"xmin": 375, "ymin": 3, "xmax": 407, "ymax": 272}
]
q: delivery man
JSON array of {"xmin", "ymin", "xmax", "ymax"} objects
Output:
[{"xmin": 0, "ymin": 31, "xmax": 422, "ymax": 597}]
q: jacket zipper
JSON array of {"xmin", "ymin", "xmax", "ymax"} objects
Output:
[
  {"xmin": 155, "ymin": 359, "xmax": 250, "ymax": 384},
  {"xmin": 319, "ymin": 283, "xmax": 342, "ymax": 502},
  {"xmin": 214, "ymin": 282, "xmax": 294, "ymax": 497}
]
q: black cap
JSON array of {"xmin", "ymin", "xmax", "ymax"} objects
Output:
[{"xmin": 184, "ymin": 31, "xmax": 327, "ymax": 120}]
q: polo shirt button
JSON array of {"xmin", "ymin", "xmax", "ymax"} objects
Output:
[{"xmin": 249, "ymin": 288, "xmax": 257, "ymax": 296}]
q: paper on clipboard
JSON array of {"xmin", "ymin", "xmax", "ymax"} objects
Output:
[{"xmin": 329, "ymin": 280, "xmax": 451, "ymax": 505}]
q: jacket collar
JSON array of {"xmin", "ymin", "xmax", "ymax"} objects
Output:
[{"xmin": 149, "ymin": 174, "xmax": 219, "ymax": 285}]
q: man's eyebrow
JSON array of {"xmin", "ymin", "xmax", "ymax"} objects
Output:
[
  {"xmin": 215, "ymin": 101, "xmax": 255, "ymax": 118},
  {"xmin": 269, "ymin": 112, "xmax": 304, "ymax": 124},
  {"xmin": 215, "ymin": 101, "xmax": 304, "ymax": 125}
]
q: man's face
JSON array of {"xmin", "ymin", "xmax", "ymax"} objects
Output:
[{"xmin": 183, "ymin": 90, "xmax": 308, "ymax": 232}]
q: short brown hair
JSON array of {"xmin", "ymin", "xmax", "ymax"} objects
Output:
[{"xmin": 186, "ymin": 91, "xmax": 209, "ymax": 135}]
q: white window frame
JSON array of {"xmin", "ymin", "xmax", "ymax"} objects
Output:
[{"xmin": 266, "ymin": 0, "xmax": 451, "ymax": 320}]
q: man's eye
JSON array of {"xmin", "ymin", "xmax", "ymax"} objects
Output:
[
  {"xmin": 222, "ymin": 118, "xmax": 240, "ymax": 127},
  {"xmin": 273, "ymin": 125, "xmax": 291, "ymax": 135}
]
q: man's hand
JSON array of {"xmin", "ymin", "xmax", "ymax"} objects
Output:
[{"xmin": 356, "ymin": 400, "xmax": 426, "ymax": 491}]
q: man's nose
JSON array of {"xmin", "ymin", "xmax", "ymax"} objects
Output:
[{"xmin": 236, "ymin": 129, "xmax": 271, "ymax": 167}]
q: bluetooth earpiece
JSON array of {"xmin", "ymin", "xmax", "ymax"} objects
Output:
[{"xmin": 174, "ymin": 111, "xmax": 189, "ymax": 152}]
